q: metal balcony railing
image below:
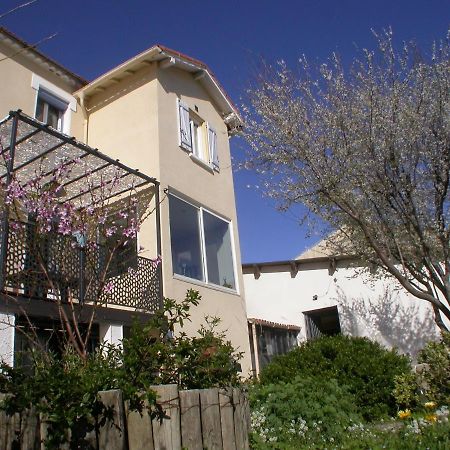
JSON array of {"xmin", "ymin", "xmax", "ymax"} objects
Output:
[
  {"xmin": 1, "ymin": 220, "xmax": 161, "ymax": 313},
  {"xmin": 0, "ymin": 111, "xmax": 163, "ymax": 314}
]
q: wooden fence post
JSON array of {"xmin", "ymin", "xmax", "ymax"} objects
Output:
[
  {"xmin": 233, "ymin": 388, "xmax": 249, "ymax": 450},
  {"xmin": 179, "ymin": 389, "xmax": 202, "ymax": 450},
  {"xmin": 0, "ymin": 394, "xmax": 20, "ymax": 450},
  {"xmin": 219, "ymin": 388, "xmax": 237, "ymax": 450},
  {"xmin": 98, "ymin": 389, "xmax": 127, "ymax": 450},
  {"xmin": 20, "ymin": 407, "xmax": 40, "ymax": 450},
  {"xmin": 200, "ymin": 388, "xmax": 223, "ymax": 450},
  {"xmin": 151, "ymin": 384, "xmax": 181, "ymax": 450},
  {"xmin": 125, "ymin": 399, "xmax": 155, "ymax": 450}
]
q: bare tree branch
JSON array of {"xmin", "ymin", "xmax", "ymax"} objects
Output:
[
  {"xmin": 243, "ymin": 29, "xmax": 450, "ymax": 330},
  {"xmin": 0, "ymin": 0, "xmax": 38, "ymax": 20}
]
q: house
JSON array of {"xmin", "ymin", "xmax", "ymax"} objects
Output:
[
  {"xmin": 243, "ymin": 240, "xmax": 441, "ymax": 376},
  {"xmin": 0, "ymin": 27, "xmax": 251, "ymax": 374}
]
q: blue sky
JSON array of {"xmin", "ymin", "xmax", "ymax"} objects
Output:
[{"xmin": 1, "ymin": 0, "xmax": 449, "ymax": 263}]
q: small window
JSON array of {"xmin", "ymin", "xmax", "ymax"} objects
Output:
[
  {"xmin": 177, "ymin": 99, "xmax": 219, "ymax": 170},
  {"xmin": 190, "ymin": 115, "xmax": 207, "ymax": 161},
  {"xmin": 169, "ymin": 194, "xmax": 236, "ymax": 290},
  {"xmin": 35, "ymin": 90, "xmax": 67, "ymax": 131}
]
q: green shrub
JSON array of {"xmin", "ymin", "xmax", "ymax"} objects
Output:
[
  {"xmin": 0, "ymin": 290, "xmax": 242, "ymax": 448},
  {"xmin": 249, "ymin": 375, "xmax": 362, "ymax": 448},
  {"xmin": 259, "ymin": 334, "xmax": 411, "ymax": 420},
  {"xmin": 393, "ymin": 372, "xmax": 420, "ymax": 410},
  {"xmin": 417, "ymin": 332, "xmax": 450, "ymax": 405},
  {"xmin": 0, "ymin": 346, "xmax": 134, "ymax": 449}
]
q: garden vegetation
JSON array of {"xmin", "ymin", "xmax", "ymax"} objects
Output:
[
  {"xmin": 0, "ymin": 290, "xmax": 243, "ymax": 448},
  {"xmin": 249, "ymin": 333, "xmax": 450, "ymax": 449}
]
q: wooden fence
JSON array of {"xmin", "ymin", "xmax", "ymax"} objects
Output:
[{"xmin": 0, "ymin": 385, "xmax": 250, "ymax": 450}]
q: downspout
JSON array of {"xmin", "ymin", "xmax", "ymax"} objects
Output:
[
  {"xmin": 251, "ymin": 321, "xmax": 260, "ymax": 377},
  {"xmin": 78, "ymin": 92, "xmax": 89, "ymax": 145}
]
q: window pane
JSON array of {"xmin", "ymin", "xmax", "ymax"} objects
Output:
[
  {"xmin": 35, "ymin": 98, "xmax": 45, "ymax": 122},
  {"xmin": 169, "ymin": 195, "xmax": 204, "ymax": 281},
  {"xmin": 47, "ymin": 103, "xmax": 60, "ymax": 129},
  {"xmin": 203, "ymin": 211, "xmax": 235, "ymax": 289}
]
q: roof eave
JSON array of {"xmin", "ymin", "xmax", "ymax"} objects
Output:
[
  {"xmin": 74, "ymin": 45, "xmax": 243, "ymax": 131},
  {"xmin": 0, "ymin": 27, "xmax": 88, "ymax": 88}
]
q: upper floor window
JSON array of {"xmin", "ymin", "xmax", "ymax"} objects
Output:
[
  {"xmin": 169, "ymin": 194, "xmax": 236, "ymax": 290},
  {"xmin": 31, "ymin": 74, "xmax": 77, "ymax": 135},
  {"xmin": 177, "ymin": 99, "xmax": 219, "ymax": 171},
  {"xmin": 35, "ymin": 90, "xmax": 67, "ymax": 131}
]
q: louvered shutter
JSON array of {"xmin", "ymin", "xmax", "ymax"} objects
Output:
[
  {"xmin": 208, "ymin": 125, "xmax": 219, "ymax": 171},
  {"xmin": 177, "ymin": 99, "xmax": 192, "ymax": 151}
]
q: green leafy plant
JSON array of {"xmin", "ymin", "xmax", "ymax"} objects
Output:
[
  {"xmin": 120, "ymin": 289, "xmax": 243, "ymax": 390},
  {"xmin": 249, "ymin": 375, "xmax": 362, "ymax": 448},
  {"xmin": 0, "ymin": 289, "xmax": 243, "ymax": 448},
  {"xmin": 259, "ymin": 335, "xmax": 411, "ymax": 420},
  {"xmin": 393, "ymin": 372, "xmax": 421, "ymax": 411},
  {"xmin": 0, "ymin": 346, "xmax": 134, "ymax": 449},
  {"xmin": 417, "ymin": 332, "xmax": 450, "ymax": 405}
]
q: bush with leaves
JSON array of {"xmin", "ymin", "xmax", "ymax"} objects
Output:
[
  {"xmin": 393, "ymin": 372, "xmax": 421, "ymax": 411},
  {"xmin": 417, "ymin": 332, "xmax": 450, "ymax": 405},
  {"xmin": 0, "ymin": 345, "xmax": 134, "ymax": 448},
  {"xmin": 259, "ymin": 335, "xmax": 410, "ymax": 420},
  {"xmin": 121, "ymin": 289, "xmax": 243, "ymax": 389},
  {"xmin": 0, "ymin": 289, "xmax": 243, "ymax": 448}
]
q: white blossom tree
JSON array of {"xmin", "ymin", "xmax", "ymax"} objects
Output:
[{"xmin": 243, "ymin": 30, "xmax": 450, "ymax": 330}]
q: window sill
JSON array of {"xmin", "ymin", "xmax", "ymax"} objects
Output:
[
  {"xmin": 173, "ymin": 273, "xmax": 239, "ymax": 296},
  {"xmin": 189, "ymin": 154, "xmax": 215, "ymax": 173}
]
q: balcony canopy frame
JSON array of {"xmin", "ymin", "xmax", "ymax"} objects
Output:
[{"xmin": 0, "ymin": 110, "xmax": 163, "ymax": 310}]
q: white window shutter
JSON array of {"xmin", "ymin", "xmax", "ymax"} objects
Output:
[
  {"xmin": 208, "ymin": 124, "xmax": 219, "ymax": 171},
  {"xmin": 178, "ymin": 99, "xmax": 192, "ymax": 151}
]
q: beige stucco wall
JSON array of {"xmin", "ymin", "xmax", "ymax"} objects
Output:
[
  {"xmin": 0, "ymin": 43, "xmax": 84, "ymax": 138},
  {"xmin": 82, "ymin": 64, "xmax": 251, "ymax": 375},
  {"xmin": 82, "ymin": 63, "xmax": 161, "ymax": 258},
  {"xmin": 243, "ymin": 261, "xmax": 441, "ymax": 357},
  {"xmin": 156, "ymin": 66, "xmax": 250, "ymax": 374}
]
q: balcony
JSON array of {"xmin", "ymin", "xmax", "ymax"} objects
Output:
[{"xmin": 0, "ymin": 111, "xmax": 162, "ymax": 315}]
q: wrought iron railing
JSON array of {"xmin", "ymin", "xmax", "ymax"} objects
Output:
[{"xmin": 1, "ymin": 220, "xmax": 161, "ymax": 313}]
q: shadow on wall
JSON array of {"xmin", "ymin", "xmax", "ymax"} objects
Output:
[{"xmin": 335, "ymin": 286, "xmax": 440, "ymax": 359}]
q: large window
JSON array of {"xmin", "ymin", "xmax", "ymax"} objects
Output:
[{"xmin": 169, "ymin": 194, "xmax": 236, "ymax": 290}]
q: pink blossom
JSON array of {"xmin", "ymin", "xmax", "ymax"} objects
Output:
[
  {"xmin": 103, "ymin": 281, "xmax": 114, "ymax": 294},
  {"xmin": 123, "ymin": 226, "xmax": 137, "ymax": 238},
  {"xmin": 57, "ymin": 220, "xmax": 72, "ymax": 235},
  {"xmin": 9, "ymin": 221, "xmax": 22, "ymax": 231},
  {"xmin": 105, "ymin": 226, "xmax": 117, "ymax": 237},
  {"xmin": 150, "ymin": 255, "xmax": 162, "ymax": 268}
]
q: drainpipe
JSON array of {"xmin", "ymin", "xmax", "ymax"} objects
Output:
[
  {"xmin": 251, "ymin": 321, "xmax": 260, "ymax": 377},
  {"xmin": 78, "ymin": 92, "xmax": 89, "ymax": 145}
]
